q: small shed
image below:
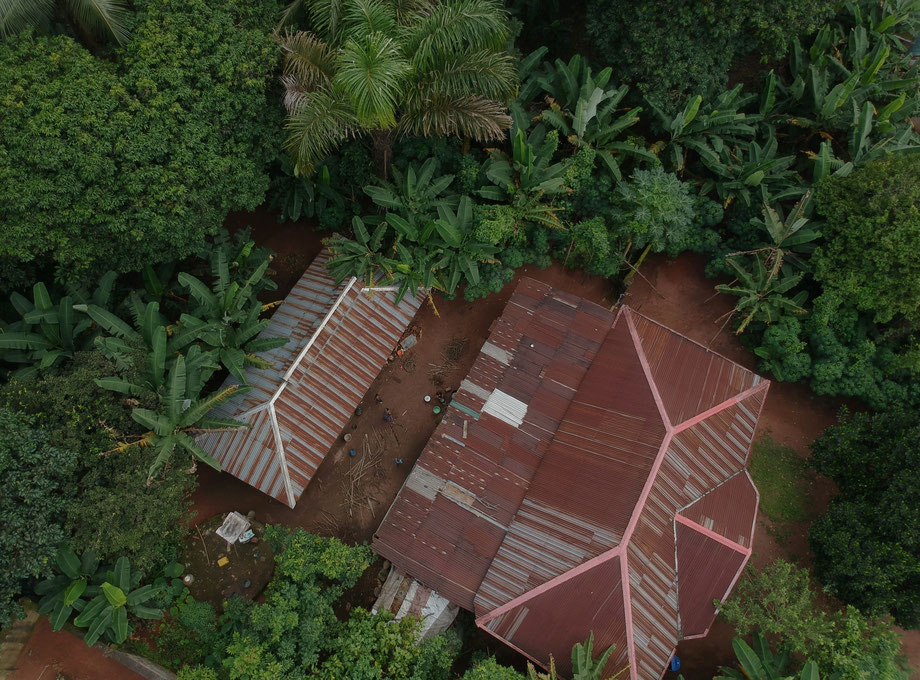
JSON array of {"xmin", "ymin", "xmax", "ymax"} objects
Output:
[
  {"xmin": 373, "ymin": 278, "xmax": 768, "ymax": 679},
  {"xmin": 197, "ymin": 250, "xmax": 422, "ymax": 508}
]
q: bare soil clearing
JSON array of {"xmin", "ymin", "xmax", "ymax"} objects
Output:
[{"xmin": 10, "ymin": 617, "xmax": 143, "ymax": 680}]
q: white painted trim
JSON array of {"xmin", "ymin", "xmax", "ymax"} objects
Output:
[
  {"xmin": 280, "ymin": 277, "xmax": 357, "ymax": 386},
  {"xmin": 269, "ymin": 403, "xmax": 295, "ymax": 508}
]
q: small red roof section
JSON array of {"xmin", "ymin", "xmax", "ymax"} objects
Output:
[
  {"xmin": 373, "ymin": 278, "xmax": 767, "ymax": 680},
  {"xmin": 197, "ymin": 250, "xmax": 422, "ymax": 508}
]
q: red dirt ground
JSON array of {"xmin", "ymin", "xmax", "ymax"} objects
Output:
[
  {"xmin": 10, "ymin": 618, "xmax": 143, "ymax": 680},
  {"xmin": 198, "ymin": 210, "xmax": 920, "ymax": 678},
  {"xmin": 18, "ymin": 208, "xmax": 905, "ymax": 679}
]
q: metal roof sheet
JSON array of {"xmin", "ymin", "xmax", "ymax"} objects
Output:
[
  {"xmin": 197, "ymin": 250, "xmax": 422, "ymax": 507},
  {"xmin": 372, "ymin": 283, "xmax": 769, "ymax": 680}
]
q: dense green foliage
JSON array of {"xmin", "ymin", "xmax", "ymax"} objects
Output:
[
  {"xmin": 813, "ymin": 155, "xmax": 920, "ymax": 323},
  {"xmin": 583, "ymin": 0, "xmax": 838, "ymax": 111},
  {"xmin": 716, "ymin": 631, "xmax": 821, "ymax": 680},
  {"xmin": 719, "ymin": 560, "xmax": 908, "ymax": 679},
  {"xmin": 809, "ymin": 410, "xmax": 920, "ymax": 629},
  {"xmin": 0, "ymin": 351, "xmax": 194, "ymax": 573},
  {"xmin": 461, "ymin": 658, "xmax": 525, "ymax": 680},
  {"xmin": 35, "ymin": 549, "xmax": 163, "ymax": 646},
  {"xmin": 0, "ymin": 409, "xmax": 77, "ymax": 628},
  {"xmin": 0, "ymin": 0, "xmax": 280, "ymax": 281}
]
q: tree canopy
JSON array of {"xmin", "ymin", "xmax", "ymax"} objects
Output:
[
  {"xmin": 810, "ymin": 409, "xmax": 920, "ymax": 629},
  {"xmin": 814, "ymin": 154, "xmax": 920, "ymax": 324}
]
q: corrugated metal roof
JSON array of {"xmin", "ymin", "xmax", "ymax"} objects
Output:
[
  {"xmin": 197, "ymin": 250, "xmax": 422, "ymax": 507},
  {"xmin": 372, "ymin": 282, "xmax": 769, "ymax": 680}
]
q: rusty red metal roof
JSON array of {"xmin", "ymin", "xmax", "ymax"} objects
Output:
[
  {"xmin": 197, "ymin": 250, "xmax": 422, "ymax": 507},
  {"xmin": 372, "ymin": 279, "xmax": 768, "ymax": 680}
]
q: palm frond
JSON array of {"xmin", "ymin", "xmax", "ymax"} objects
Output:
[
  {"xmin": 391, "ymin": 0, "xmax": 432, "ymax": 25},
  {"xmin": 399, "ymin": 92, "xmax": 510, "ymax": 140},
  {"xmin": 284, "ymin": 88, "xmax": 358, "ymax": 174},
  {"xmin": 279, "ymin": 30, "xmax": 337, "ymax": 92},
  {"xmin": 307, "ymin": 0, "xmax": 347, "ymax": 42},
  {"xmin": 412, "ymin": 49, "xmax": 517, "ymax": 102},
  {"xmin": 342, "ymin": 0, "xmax": 397, "ymax": 40},
  {"xmin": 334, "ymin": 32, "xmax": 409, "ymax": 128},
  {"xmin": 277, "ymin": 0, "xmax": 304, "ymax": 28},
  {"xmin": 402, "ymin": 0, "xmax": 509, "ymax": 70},
  {"xmin": 0, "ymin": 0, "xmax": 54, "ymax": 38},
  {"xmin": 65, "ymin": 0, "xmax": 132, "ymax": 45}
]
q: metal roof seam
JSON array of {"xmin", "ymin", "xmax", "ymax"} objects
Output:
[
  {"xmin": 619, "ymin": 545, "xmax": 639, "ymax": 680},
  {"xmin": 279, "ymin": 277, "xmax": 357, "ymax": 386},
  {"xmin": 268, "ymin": 403, "xmax": 294, "ymax": 508},
  {"xmin": 673, "ymin": 515, "xmax": 750, "ymax": 556},
  {"xmin": 474, "ymin": 545, "xmax": 624, "ymax": 627},
  {"xmin": 669, "ymin": 381, "xmax": 770, "ymax": 434},
  {"xmin": 673, "ymin": 468, "xmax": 749, "ymax": 515},
  {"xmin": 624, "ymin": 311, "xmax": 672, "ymax": 433}
]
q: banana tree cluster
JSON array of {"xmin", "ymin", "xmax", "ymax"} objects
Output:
[
  {"xmin": 35, "ymin": 548, "xmax": 161, "ymax": 647},
  {"xmin": 0, "ymin": 273, "xmax": 117, "ymax": 378},
  {"xmin": 520, "ymin": 53, "xmax": 652, "ymax": 181},
  {"xmin": 525, "ymin": 632, "xmax": 626, "ymax": 680},
  {"xmin": 717, "ymin": 632, "xmax": 821, "ymax": 680}
]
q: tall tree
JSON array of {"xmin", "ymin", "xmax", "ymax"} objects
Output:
[{"xmin": 279, "ymin": 0, "xmax": 517, "ymax": 177}]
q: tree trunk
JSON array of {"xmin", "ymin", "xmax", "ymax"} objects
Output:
[{"xmin": 372, "ymin": 130, "xmax": 394, "ymax": 181}]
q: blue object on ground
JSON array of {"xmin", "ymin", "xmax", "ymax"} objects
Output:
[
  {"xmin": 349, "ymin": 448, "xmax": 356, "ymax": 456},
  {"xmin": 670, "ymin": 656, "xmax": 681, "ymax": 672}
]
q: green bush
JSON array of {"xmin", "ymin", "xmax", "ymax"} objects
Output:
[
  {"xmin": 462, "ymin": 657, "xmax": 525, "ymax": 680},
  {"xmin": 584, "ymin": 0, "xmax": 837, "ymax": 111},
  {"xmin": 814, "ymin": 154, "xmax": 920, "ymax": 324},
  {"xmin": 0, "ymin": 351, "xmax": 193, "ymax": 574},
  {"xmin": 314, "ymin": 609, "xmax": 458, "ymax": 680},
  {"xmin": 66, "ymin": 446, "xmax": 197, "ymax": 576},
  {"xmin": 719, "ymin": 560, "xmax": 909, "ymax": 679},
  {"xmin": 223, "ymin": 528, "xmax": 374, "ymax": 679},
  {"xmin": 0, "ymin": 409, "xmax": 77, "ymax": 628},
  {"xmin": 0, "ymin": 0, "xmax": 281, "ymax": 280},
  {"xmin": 810, "ymin": 410, "xmax": 920, "ymax": 629}
]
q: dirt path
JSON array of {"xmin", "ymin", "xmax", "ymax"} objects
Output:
[{"xmin": 9, "ymin": 618, "xmax": 142, "ymax": 680}]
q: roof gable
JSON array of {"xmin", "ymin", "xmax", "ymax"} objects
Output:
[
  {"xmin": 197, "ymin": 251, "xmax": 422, "ymax": 507},
  {"xmin": 372, "ymin": 281, "xmax": 768, "ymax": 680}
]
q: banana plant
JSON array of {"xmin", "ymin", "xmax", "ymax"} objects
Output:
[
  {"xmin": 478, "ymin": 126, "xmax": 570, "ymax": 234},
  {"xmin": 364, "ymin": 158, "xmax": 459, "ymax": 230},
  {"xmin": 0, "ymin": 272, "xmax": 117, "ymax": 377},
  {"xmin": 526, "ymin": 633, "xmax": 627, "ymax": 680},
  {"xmin": 97, "ymin": 354, "xmax": 249, "ymax": 480},
  {"xmin": 749, "ymin": 192, "xmax": 821, "ymax": 273},
  {"xmin": 35, "ymin": 549, "xmax": 162, "ymax": 647},
  {"xmin": 699, "ymin": 132, "xmax": 802, "ymax": 207},
  {"xmin": 717, "ymin": 254, "xmax": 809, "ymax": 334},
  {"xmin": 480, "ymin": 126, "xmax": 570, "ymax": 200},
  {"xmin": 431, "ymin": 197, "xmax": 501, "ymax": 295},
  {"xmin": 326, "ymin": 217, "xmax": 399, "ymax": 287},
  {"xmin": 177, "ymin": 249, "xmax": 287, "ymax": 384},
  {"xmin": 529, "ymin": 54, "xmax": 651, "ymax": 180},
  {"xmin": 651, "ymin": 86, "xmax": 760, "ymax": 173},
  {"xmin": 716, "ymin": 631, "xmax": 820, "ymax": 680}
]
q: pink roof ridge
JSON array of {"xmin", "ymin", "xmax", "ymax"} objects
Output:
[{"xmin": 372, "ymin": 280, "xmax": 769, "ymax": 680}]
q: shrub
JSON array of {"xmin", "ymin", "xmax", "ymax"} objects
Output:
[
  {"xmin": 584, "ymin": 0, "xmax": 837, "ymax": 111},
  {"xmin": 719, "ymin": 560, "xmax": 909, "ymax": 679},
  {"xmin": 814, "ymin": 154, "xmax": 920, "ymax": 324},
  {"xmin": 0, "ymin": 409, "xmax": 77, "ymax": 627},
  {"xmin": 66, "ymin": 446, "xmax": 197, "ymax": 576},
  {"xmin": 810, "ymin": 410, "xmax": 920, "ymax": 628},
  {"xmin": 462, "ymin": 657, "xmax": 525, "ymax": 680}
]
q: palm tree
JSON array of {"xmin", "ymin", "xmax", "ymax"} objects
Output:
[
  {"xmin": 0, "ymin": 0, "xmax": 132, "ymax": 46},
  {"xmin": 278, "ymin": 0, "xmax": 518, "ymax": 178}
]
